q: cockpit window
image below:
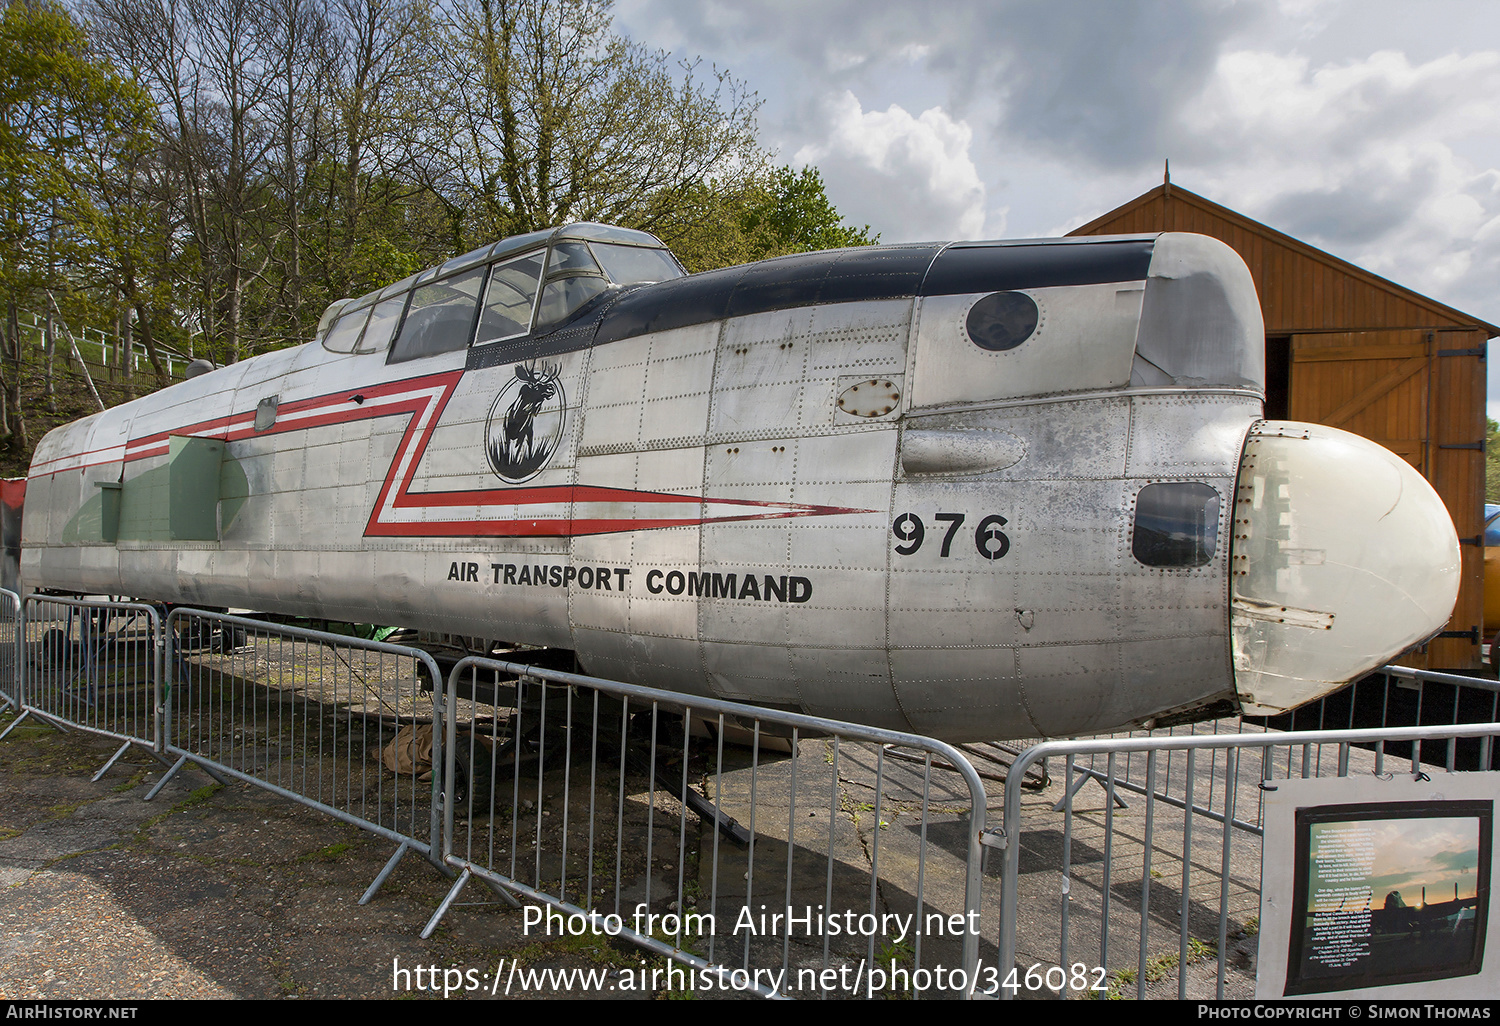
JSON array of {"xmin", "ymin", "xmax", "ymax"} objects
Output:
[
  {"xmin": 389, "ymin": 266, "xmax": 487, "ymax": 363},
  {"xmin": 323, "ymin": 306, "xmax": 371, "ymax": 354},
  {"xmin": 532, "ymin": 240, "xmax": 617, "ymax": 331},
  {"xmin": 323, "ymin": 228, "xmax": 685, "ymax": 360},
  {"xmin": 591, "ymin": 243, "xmax": 682, "ymax": 285},
  {"xmin": 1132, "ymin": 482, "xmax": 1220, "ymax": 568},
  {"xmin": 476, "ymin": 251, "xmax": 545, "ymax": 344},
  {"xmin": 548, "ymin": 242, "xmax": 600, "ymax": 274},
  {"xmin": 535, "ymin": 275, "xmax": 609, "ymax": 331},
  {"xmin": 358, "ymin": 295, "xmax": 408, "ymax": 354}
]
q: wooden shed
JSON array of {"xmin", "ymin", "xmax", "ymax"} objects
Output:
[{"xmin": 1071, "ymin": 181, "xmax": 1498, "ymax": 670}]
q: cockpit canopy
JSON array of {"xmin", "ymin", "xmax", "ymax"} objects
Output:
[{"xmin": 314, "ymin": 223, "xmax": 684, "ymax": 363}]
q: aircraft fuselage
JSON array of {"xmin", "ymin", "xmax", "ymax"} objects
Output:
[{"xmin": 21, "ymin": 226, "xmax": 1460, "ymax": 741}]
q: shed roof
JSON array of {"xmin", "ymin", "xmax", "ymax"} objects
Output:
[{"xmin": 1069, "ymin": 183, "xmax": 1500, "ymax": 338}]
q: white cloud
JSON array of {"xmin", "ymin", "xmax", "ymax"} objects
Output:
[
  {"xmin": 615, "ymin": 0, "xmax": 1500, "ymax": 326},
  {"xmin": 793, "ymin": 91, "xmax": 989, "ymax": 241},
  {"xmin": 1170, "ymin": 48, "xmax": 1500, "ymax": 321},
  {"xmin": 895, "ymin": 43, "xmax": 932, "ymax": 65},
  {"xmin": 1181, "ymin": 50, "xmax": 1500, "ymax": 160}
]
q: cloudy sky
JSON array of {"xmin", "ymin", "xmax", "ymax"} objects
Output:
[{"xmin": 615, "ymin": 0, "xmax": 1500, "ymax": 415}]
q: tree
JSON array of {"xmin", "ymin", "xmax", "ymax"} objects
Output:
[
  {"xmin": 427, "ymin": 0, "xmax": 764, "ymax": 252},
  {"xmin": 87, "ymin": 0, "xmax": 462, "ymax": 360},
  {"xmin": 0, "ymin": 0, "xmax": 159, "ymax": 443},
  {"xmin": 654, "ymin": 165, "xmax": 879, "ymax": 274},
  {"xmin": 65, "ymin": 64, "xmax": 174, "ymax": 391},
  {"xmin": 303, "ymin": 0, "xmax": 441, "ymax": 308},
  {"xmin": 1487, "ymin": 418, "xmax": 1499, "ymax": 504},
  {"xmin": 65, "ymin": 0, "xmax": 873, "ymax": 381},
  {"xmin": 739, "ymin": 165, "xmax": 878, "ymax": 259}
]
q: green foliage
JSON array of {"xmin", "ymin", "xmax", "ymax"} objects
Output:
[
  {"xmin": 0, "ymin": 0, "xmax": 153, "ymax": 303},
  {"xmin": 657, "ymin": 165, "xmax": 878, "ymax": 273},
  {"xmin": 1090, "ymin": 939, "xmax": 1218, "ymax": 1000},
  {"xmin": 0, "ymin": 0, "xmax": 80, "ymax": 293},
  {"xmin": 741, "ymin": 165, "xmax": 878, "ymax": 259},
  {"xmin": 647, "ymin": 180, "xmax": 762, "ymax": 273},
  {"xmin": 1486, "ymin": 418, "xmax": 1500, "ymax": 504},
  {"xmin": 0, "ymin": 0, "xmax": 886, "ymax": 466},
  {"xmin": 0, "ymin": 0, "xmax": 166, "ymax": 451}
]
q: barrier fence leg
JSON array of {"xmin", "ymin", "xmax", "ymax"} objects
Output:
[
  {"xmin": 0, "ymin": 708, "xmax": 70, "ymax": 741},
  {"xmin": 479, "ymin": 876, "xmax": 522, "ymax": 909},
  {"xmin": 145, "ymin": 753, "xmax": 234, "ymax": 801},
  {"xmin": 144, "ymin": 754, "xmax": 190, "ymax": 800},
  {"xmin": 422, "ymin": 867, "xmax": 472, "ymax": 939},
  {"xmin": 361, "ymin": 841, "xmax": 413, "ymax": 906},
  {"xmin": 0, "ymin": 707, "xmax": 34, "ymax": 741},
  {"xmin": 90, "ymin": 740, "xmax": 134, "ymax": 782}
]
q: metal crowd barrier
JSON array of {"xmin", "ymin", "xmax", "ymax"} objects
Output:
[
  {"xmin": 425, "ymin": 656, "xmax": 989, "ymax": 999},
  {"xmin": 9, "ymin": 599, "xmax": 1500, "ymax": 998},
  {"xmin": 1257, "ymin": 664, "xmax": 1500, "ymax": 763},
  {"xmin": 0, "ymin": 589, "xmax": 19, "ymax": 712},
  {"xmin": 152, "ymin": 609, "xmax": 445, "ymax": 900},
  {"xmin": 991, "ymin": 721, "xmax": 1500, "ymax": 1001},
  {"xmin": 0, "ymin": 595, "xmax": 162, "ymax": 781},
  {"xmin": 1025, "ymin": 664, "xmax": 1500, "ymax": 843}
]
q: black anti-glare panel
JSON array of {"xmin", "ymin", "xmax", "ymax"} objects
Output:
[
  {"xmin": 477, "ymin": 237, "xmax": 1160, "ymax": 359},
  {"xmin": 817, "ymin": 246, "xmax": 944, "ymax": 306},
  {"xmin": 467, "ymin": 335, "xmax": 542, "ymax": 371},
  {"xmin": 921, "ymin": 239, "xmax": 1156, "ymax": 296},
  {"xmin": 723, "ymin": 251, "xmax": 833, "ymax": 318},
  {"xmin": 593, "ymin": 268, "xmax": 744, "ymax": 344}
]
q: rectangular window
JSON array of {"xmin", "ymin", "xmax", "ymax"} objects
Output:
[
  {"xmin": 477, "ymin": 252, "xmax": 545, "ymax": 345},
  {"xmin": 1132, "ymin": 481, "xmax": 1220, "ymax": 567},
  {"xmin": 358, "ymin": 295, "xmax": 408, "ymax": 354},
  {"xmin": 389, "ymin": 266, "xmax": 488, "ymax": 363}
]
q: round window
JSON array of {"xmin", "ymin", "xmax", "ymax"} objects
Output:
[{"xmin": 965, "ymin": 291, "xmax": 1039, "ymax": 351}]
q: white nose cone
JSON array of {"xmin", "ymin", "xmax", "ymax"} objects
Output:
[{"xmin": 1231, "ymin": 421, "xmax": 1460, "ymax": 717}]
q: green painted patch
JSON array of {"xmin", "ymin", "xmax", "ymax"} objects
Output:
[{"xmin": 63, "ymin": 441, "xmax": 248, "ymax": 543}]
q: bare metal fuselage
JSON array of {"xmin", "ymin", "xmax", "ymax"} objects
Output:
[{"xmin": 21, "ymin": 229, "xmax": 1460, "ymax": 741}]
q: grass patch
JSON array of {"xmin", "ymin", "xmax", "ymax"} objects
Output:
[
  {"xmin": 131, "ymin": 782, "xmax": 223, "ymax": 844},
  {"xmin": 495, "ymin": 926, "xmax": 642, "ymax": 972},
  {"xmin": 297, "ymin": 840, "xmax": 354, "ymax": 863},
  {"xmin": 47, "ymin": 799, "xmax": 88, "ymax": 820},
  {"xmin": 1092, "ymin": 938, "xmax": 1218, "ymax": 1000},
  {"xmin": 873, "ymin": 937, "xmax": 916, "ymax": 999},
  {"xmin": 111, "ymin": 768, "xmax": 150, "ymax": 793}
]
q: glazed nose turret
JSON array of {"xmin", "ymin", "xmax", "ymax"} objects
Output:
[{"xmin": 1229, "ymin": 421, "xmax": 1460, "ymax": 716}]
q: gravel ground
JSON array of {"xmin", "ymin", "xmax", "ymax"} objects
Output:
[{"xmin": 0, "ymin": 704, "xmax": 671, "ymax": 1001}]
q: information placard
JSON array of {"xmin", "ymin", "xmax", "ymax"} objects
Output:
[{"xmin": 1257, "ymin": 773, "xmax": 1496, "ymax": 999}]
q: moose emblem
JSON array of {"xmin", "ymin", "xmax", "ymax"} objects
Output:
[{"xmin": 485, "ymin": 361, "xmax": 566, "ymax": 483}]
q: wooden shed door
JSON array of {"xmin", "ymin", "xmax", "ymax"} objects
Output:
[{"xmin": 1289, "ymin": 329, "xmax": 1486, "ymax": 668}]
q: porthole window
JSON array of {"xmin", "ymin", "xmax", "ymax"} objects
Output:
[
  {"xmin": 1132, "ymin": 482, "xmax": 1221, "ymax": 568},
  {"xmin": 966, "ymin": 291, "xmax": 1040, "ymax": 351}
]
